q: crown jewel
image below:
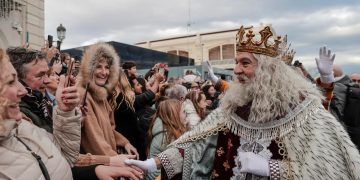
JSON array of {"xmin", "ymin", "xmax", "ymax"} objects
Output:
[
  {"xmin": 236, "ymin": 25, "xmax": 286, "ymax": 57},
  {"xmin": 281, "ymin": 41, "xmax": 296, "ymax": 65}
]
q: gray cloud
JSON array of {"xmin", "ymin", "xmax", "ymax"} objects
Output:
[{"xmin": 45, "ymin": 0, "xmax": 360, "ymax": 70}]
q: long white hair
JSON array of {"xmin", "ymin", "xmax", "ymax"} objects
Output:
[{"xmin": 221, "ymin": 53, "xmax": 322, "ymax": 123}]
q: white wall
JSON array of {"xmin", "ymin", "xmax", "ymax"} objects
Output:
[
  {"xmin": 136, "ymin": 29, "xmax": 237, "ymax": 67},
  {"xmin": 0, "ymin": 0, "xmax": 44, "ymax": 50}
]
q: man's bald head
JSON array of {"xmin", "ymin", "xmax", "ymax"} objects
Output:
[
  {"xmin": 350, "ymin": 73, "xmax": 360, "ymax": 86},
  {"xmin": 333, "ymin": 64, "xmax": 343, "ymax": 78}
]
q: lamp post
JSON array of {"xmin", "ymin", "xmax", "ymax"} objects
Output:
[{"xmin": 56, "ymin": 23, "xmax": 66, "ymax": 49}]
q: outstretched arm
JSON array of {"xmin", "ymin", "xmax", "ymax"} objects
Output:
[{"xmin": 125, "ymin": 148, "xmax": 184, "ymax": 179}]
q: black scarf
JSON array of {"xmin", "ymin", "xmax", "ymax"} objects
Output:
[{"xmin": 20, "ymin": 82, "xmax": 53, "ymax": 127}]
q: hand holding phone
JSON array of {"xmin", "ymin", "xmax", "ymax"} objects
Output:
[
  {"xmin": 65, "ymin": 59, "xmax": 75, "ymax": 87},
  {"xmin": 81, "ymin": 83, "xmax": 89, "ymax": 110},
  {"xmin": 48, "ymin": 35, "xmax": 53, "ymax": 48}
]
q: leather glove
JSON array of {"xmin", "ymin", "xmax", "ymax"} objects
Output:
[
  {"xmin": 203, "ymin": 60, "xmax": 219, "ymax": 84},
  {"xmin": 315, "ymin": 46, "xmax": 335, "ymax": 83},
  {"xmin": 124, "ymin": 158, "xmax": 157, "ymax": 173},
  {"xmin": 238, "ymin": 152, "xmax": 270, "ymax": 176}
]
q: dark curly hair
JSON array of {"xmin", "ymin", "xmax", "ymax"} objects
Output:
[{"xmin": 6, "ymin": 47, "xmax": 46, "ymax": 79}]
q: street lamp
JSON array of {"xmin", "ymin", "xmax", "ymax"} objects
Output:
[
  {"xmin": 56, "ymin": 23, "xmax": 66, "ymax": 50},
  {"xmin": 56, "ymin": 23, "xmax": 66, "ymax": 42}
]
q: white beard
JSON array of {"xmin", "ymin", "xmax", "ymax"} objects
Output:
[
  {"xmin": 220, "ymin": 74, "xmax": 254, "ymax": 113},
  {"xmin": 220, "ymin": 55, "xmax": 323, "ymax": 124}
]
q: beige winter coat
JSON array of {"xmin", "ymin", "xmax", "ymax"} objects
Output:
[{"xmin": 0, "ymin": 108, "xmax": 82, "ymax": 180}]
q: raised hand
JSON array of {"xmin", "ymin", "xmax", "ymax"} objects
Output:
[
  {"xmin": 203, "ymin": 60, "xmax": 219, "ymax": 83},
  {"xmin": 56, "ymin": 75, "xmax": 80, "ymax": 112},
  {"xmin": 315, "ymin": 46, "xmax": 335, "ymax": 83},
  {"xmin": 154, "ymin": 72, "xmax": 165, "ymax": 82}
]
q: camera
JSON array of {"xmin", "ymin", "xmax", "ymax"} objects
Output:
[{"xmin": 293, "ymin": 60, "xmax": 302, "ymax": 67}]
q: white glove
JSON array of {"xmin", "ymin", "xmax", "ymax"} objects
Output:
[
  {"xmin": 315, "ymin": 46, "xmax": 335, "ymax": 83},
  {"xmin": 203, "ymin": 60, "xmax": 219, "ymax": 84},
  {"xmin": 124, "ymin": 158, "xmax": 157, "ymax": 173},
  {"xmin": 238, "ymin": 152, "xmax": 270, "ymax": 177}
]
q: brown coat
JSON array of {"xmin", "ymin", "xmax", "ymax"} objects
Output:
[
  {"xmin": 80, "ymin": 91, "xmax": 129, "ymax": 156},
  {"xmin": 76, "ymin": 43, "xmax": 129, "ymax": 164}
]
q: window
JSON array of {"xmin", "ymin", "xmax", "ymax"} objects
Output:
[
  {"xmin": 167, "ymin": 50, "xmax": 177, "ymax": 55},
  {"xmin": 179, "ymin": 50, "xmax": 189, "ymax": 58},
  {"xmin": 209, "ymin": 46, "xmax": 220, "ymax": 61},
  {"xmin": 222, "ymin": 44, "xmax": 235, "ymax": 59}
]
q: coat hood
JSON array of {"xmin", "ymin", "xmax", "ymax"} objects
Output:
[{"xmin": 78, "ymin": 42, "xmax": 120, "ymax": 101}]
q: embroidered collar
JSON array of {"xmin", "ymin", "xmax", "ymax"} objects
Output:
[
  {"xmin": 172, "ymin": 97, "xmax": 320, "ymax": 145},
  {"xmin": 225, "ymin": 97, "xmax": 318, "ymax": 141}
]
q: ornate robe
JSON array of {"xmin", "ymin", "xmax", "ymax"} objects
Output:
[{"xmin": 158, "ymin": 97, "xmax": 360, "ymax": 179}]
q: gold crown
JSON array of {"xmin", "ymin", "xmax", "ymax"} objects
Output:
[
  {"xmin": 236, "ymin": 25, "xmax": 286, "ymax": 57},
  {"xmin": 281, "ymin": 47, "xmax": 296, "ymax": 65}
]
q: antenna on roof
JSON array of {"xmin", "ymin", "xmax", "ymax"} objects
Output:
[{"xmin": 187, "ymin": 0, "xmax": 191, "ymax": 66}]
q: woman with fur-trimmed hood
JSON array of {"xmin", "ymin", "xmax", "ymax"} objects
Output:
[{"xmin": 77, "ymin": 42, "xmax": 139, "ymax": 165}]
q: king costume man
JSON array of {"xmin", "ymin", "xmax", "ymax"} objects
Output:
[{"xmin": 126, "ymin": 24, "xmax": 360, "ymax": 180}]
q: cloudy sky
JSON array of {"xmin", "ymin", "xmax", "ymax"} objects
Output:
[{"xmin": 45, "ymin": 0, "xmax": 360, "ymax": 71}]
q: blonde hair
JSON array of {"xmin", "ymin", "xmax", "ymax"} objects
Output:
[
  {"xmin": 221, "ymin": 53, "xmax": 322, "ymax": 123},
  {"xmin": 0, "ymin": 49, "xmax": 10, "ymax": 133},
  {"xmin": 110, "ymin": 70, "xmax": 135, "ymax": 111},
  {"xmin": 185, "ymin": 91, "xmax": 206, "ymax": 119},
  {"xmin": 147, "ymin": 99, "xmax": 186, "ymax": 154}
]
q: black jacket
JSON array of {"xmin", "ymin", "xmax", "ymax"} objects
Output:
[
  {"xmin": 20, "ymin": 88, "xmax": 53, "ymax": 133},
  {"xmin": 330, "ymin": 75, "xmax": 354, "ymax": 121},
  {"xmin": 135, "ymin": 90, "xmax": 156, "ymax": 160},
  {"xmin": 114, "ymin": 91, "xmax": 156, "ymax": 160},
  {"xmin": 114, "ymin": 93, "xmax": 139, "ymax": 149}
]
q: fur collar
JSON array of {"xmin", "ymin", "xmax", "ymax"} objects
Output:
[{"xmin": 77, "ymin": 42, "xmax": 120, "ymax": 102}]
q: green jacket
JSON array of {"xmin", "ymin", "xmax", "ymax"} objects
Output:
[{"xmin": 146, "ymin": 118, "xmax": 167, "ymax": 180}]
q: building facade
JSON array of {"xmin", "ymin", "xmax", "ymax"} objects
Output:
[
  {"xmin": 135, "ymin": 29, "xmax": 238, "ymax": 69},
  {"xmin": 0, "ymin": 0, "xmax": 44, "ymax": 50}
]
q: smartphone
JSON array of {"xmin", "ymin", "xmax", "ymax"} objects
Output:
[
  {"xmin": 82, "ymin": 83, "xmax": 89, "ymax": 108},
  {"xmin": 47, "ymin": 35, "xmax": 53, "ymax": 48},
  {"xmin": 65, "ymin": 59, "xmax": 75, "ymax": 87}
]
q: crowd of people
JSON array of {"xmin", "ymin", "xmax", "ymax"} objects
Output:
[{"xmin": 0, "ymin": 24, "xmax": 359, "ymax": 180}]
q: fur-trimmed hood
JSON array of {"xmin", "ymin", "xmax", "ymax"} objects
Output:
[{"xmin": 78, "ymin": 42, "xmax": 120, "ymax": 102}]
